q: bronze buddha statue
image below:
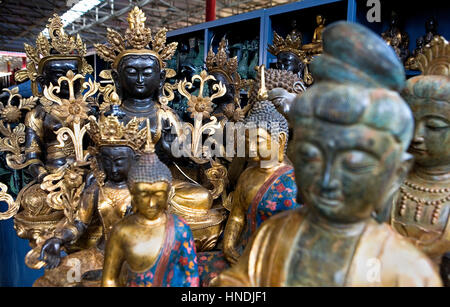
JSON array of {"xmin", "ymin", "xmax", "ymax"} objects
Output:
[
  {"xmin": 215, "ymin": 22, "xmax": 442, "ymax": 287},
  {"xmin": 12, "ymin": 14, "xmax": 93, "ymax": 247},
  {"xmin": 381, "ymin": 11, "xmax": 410, "ymax": 64},
  {"xmin": 390, "ymin": 36, "xmax": 450, "ymax": 272}
]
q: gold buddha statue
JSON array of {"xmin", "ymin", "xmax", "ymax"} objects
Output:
[
  {"xmin": 95, "ymin": 7, "xmax": 227, "ymax": 252},
  {"xmin": 215, "ymin": 22, "xmax": 442, "ymax": 287},
  {"xmin": 102, "ymin": 140, "xmax": 199, "ymax": 287},
  {"xmin": 302, "ymin": 15, "xmax": 326, "ymax": 56},
  {"xmin": 390, "ymin": 36, "xmax": 450, "ymax": 269},
  {"xmin": 32, "ymin": 115, "xmax": 146, "ymax": 287}
]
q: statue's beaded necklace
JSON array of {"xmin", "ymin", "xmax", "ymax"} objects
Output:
[{"xmin": 399, "ymin": 180, "xmax": 450, "ymax": 224}]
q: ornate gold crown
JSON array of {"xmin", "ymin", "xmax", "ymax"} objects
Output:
[
  {"xmin": 86, "ymin": 115, "xmax": 148, "ymax": 152},
  {"xmin": 95, "ymin": 6, "xmax": 177, "ymax": 73},
  {"xmin": 268, "ymin": 31, "xmax": 306, "ymax": 60},
  {"xmin": 206, "ymin": 37, "xmax": 241, "ymax": 89},
  {"xmin": 15, "ymin": 14, "xmax": 93, "ymax": 95},
  {"xmin": 410, "ymin": 36, "xmax": 449, "ymax": 76}
]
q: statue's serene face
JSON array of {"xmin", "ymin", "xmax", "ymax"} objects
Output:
[
  {"xmin": 41, "ymin": 59, "xmax": 79, "ymax": 98},
  {"xmin": 209, "ymin": 71, "xmax": 234, "ymax": 106},
  {"xmin": 130, "ymin": 182, "xmax": 170, "ymax": 220},
  {"xmin": 276, "ymin": 52, "xmax": 302, "ymax": 75},
  {"xmin": 268, "ymin": 87, "xmax": 297, "ymax": 126},
  {"xmin": 407, "ymin": 96, "xmax": 450, "ymax": 169},
  {"xmin": 294, "ymin": 119, "xmax": 403, "ymax": 223},
  {"xmin": 99, "ymin": 146, "xmax": 135, "ymax": 183},
  {"xmin": 116, "ymin": 55, "xmax": 163, "ymax": 99},
  {"xmin": 245, "ymin": 127, "xmax": 285, "ymax": 163}
]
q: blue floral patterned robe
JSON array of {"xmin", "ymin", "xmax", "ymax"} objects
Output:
[
  {"xmin": 198, "ymin": 165, "xmax": 299, "ymax": 286},
  {"xmin": 126, "ymin": 214, "xmax": 200, "ymax": 287}
]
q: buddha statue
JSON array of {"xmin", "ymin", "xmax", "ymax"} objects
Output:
[
  {"xmin": 102, "ymin": 143, "xmax": 199, "ymax": 287},
  {"xmin": 95, "ymin": 7, "xmax": 225, "ymax": 253},
  {"xmin": 214, "ymin": 22, "xmax": 442, "ymax": 287},
  {"xmin": 31, "ymin": 115, "xmax": 146, "ymax": 287},
  {"xmin": 390, "ymin": 36, "xmax": 450, "ymax": 275},
  {"xmin": 197, "ymin": 99, "xmax": 299, "ymax": 286},
  {"xmin": 12, "ymin": 14, "xmax": 93, "ymax": 247},
  {"xmin": 268, "ymin": 31, "xmax": 311, "ymax": 84},
  {"xmin": 381, "ymin": 11, "xmax": 410, "ymax": 64},
  {"xmin": 302, "ymin": 15, "xmax": 326, "ymax": 56},
  {"xmin": 422, "ymin": 17, "xmax": 439, "ymax": 45}
]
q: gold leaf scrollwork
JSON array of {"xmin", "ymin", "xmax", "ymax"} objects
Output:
[{"xmin": 0, "ymin": 183, "xmax": 19, "ymax": 220}]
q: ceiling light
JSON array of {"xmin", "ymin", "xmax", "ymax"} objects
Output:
[{"xmin": 42, "ymin": 0, "xmax": 104, "ymax": 37}]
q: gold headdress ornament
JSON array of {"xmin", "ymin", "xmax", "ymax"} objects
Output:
[
  {"xmin": 268, "ymin": 31, "xmax": 306, "ymax": 61},
  {"xmin": 86, "ymin": 114, "xmax": 148, "ymax": 152},
  {"xmin": 15, "ymin": 14, "xmax": 93, "ymax": 95},
  {"xmin": 94, "ymin": 6, "xmax": 177, "ymax": 77},
  {"xmin": 409, "ymin": 36, "xmax": 449, "ymax": 76},
  {"xmin": 206, "ymin": 37, "xmax": 241, "ymax": 93}
]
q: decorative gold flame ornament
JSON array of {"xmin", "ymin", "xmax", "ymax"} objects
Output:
[
  {"xmin": 178, "ymin": 70, "xmax": 226, "ymax": 164},
  {"xmin": 97, "ymin": 70, "xmax": 121, "ymax": 113},
  {"xmin": 94, "ymin": 6, "xmax": 177, "ymax": 77},
  {"xmin": 407, "ymin": 36, "xmax": 449, "ymax": 76},
  {"xmin": 14, "ymin": 14, "xmax": 92, "ymax": 96},
  {"xmin": 42, "ymin": 70, "xmax": 98, "ymax": 162},
  {"xmin": 0, "ymin": 87, "xmax": 38, "ymax": 169}
]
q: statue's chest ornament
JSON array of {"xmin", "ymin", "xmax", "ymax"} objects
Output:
[{"xmin": 398, "ymin": 181, "xmax": 450, "ymax": 225}]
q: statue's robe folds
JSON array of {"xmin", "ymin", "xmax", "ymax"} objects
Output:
[
  {"xmin": 215, "ymin": 208, "xmax": 443, "ymax": 287},
  {"xmin": 125, "ymin": 214, "xmax": 200, "ymax": 287},
  {"xmin": 198, "ymin": 166, "xmax": 299, "ymax": 286}
]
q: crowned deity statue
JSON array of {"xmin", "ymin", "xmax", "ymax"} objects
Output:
[
  {"xmin": 102, "ymin": 140, "xmax": 199, "ymax": 287},
  {"xmin": 10, "ymin": 14, "xmax": 94, "ymax": 247},
  {"xmin": 390, "ymin": 35, "xmax": 450, "ymax": 284},
  {"xmin": 206, "ymin": 37, "xmax": 247, "ymax": 124},
  {"xmin": 197, "ymin": 97, "xmax": 299, "ymax": 286},
  {"xmin": 268, "ymin": 30, "xmax": 311, "ymax": 85},
  {"xmin": 214, "ymin": 22, "xmax": 442, "ymax": 287},
  {"xmin": 95, "ymin": 7, "xmax": 227, "ymax": 253},
  {"xmin": 31, "ymin": 115, "xmax": 147, "ymax": 287}
]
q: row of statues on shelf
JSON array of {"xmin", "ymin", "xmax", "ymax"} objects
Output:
[
  {"xmin": 381, "ymin": 10, "xmax": 443, "ymax": 71},
  {"xmin": 0, "ymin": 6, "xmax": 448, "ymax": 287}
]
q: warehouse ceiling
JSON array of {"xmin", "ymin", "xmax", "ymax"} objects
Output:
[{"xmin": 0, "ymin": 0, "xmax": 296, "ymax": 52}]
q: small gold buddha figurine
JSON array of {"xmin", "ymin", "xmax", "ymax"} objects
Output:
[
  {"xmin": 32, "ymin": 115, "xmax": 146, "ymax": 287},
  {"xmin": 215, "ymin": 22, "xmax": 442, "ymax": 287},
  {"xmin": 390, "ymin": 36, "xmax": 450, "ymax": 270},
  {"xmin": 302, "ymin": 15, "xmax": 326, "ymax": 56},
  {"xmin": 102, "ymin": 140, "xmax": 199, "ymax": 287}
]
